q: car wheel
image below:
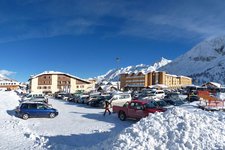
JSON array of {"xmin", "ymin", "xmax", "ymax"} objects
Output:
[
  {"xmin": 49, "ymin": 113, "xmax": 56, "ymax": 118},
  {"xmin": 119, "ymin": 111, "xmax": 126, "ymax": 121},
  {"xmin": 22, "ymin": 114, "xmax": 29, "ymax": 120}
]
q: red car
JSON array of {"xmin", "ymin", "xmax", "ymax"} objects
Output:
[{"xmin": 112, "ymin": 100, "xmax": 166, "ymax": 121}]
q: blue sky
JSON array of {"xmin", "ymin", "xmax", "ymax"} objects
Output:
[{"xmin": 0, "ymin": 0, "xmax": 225, "ymax": 82}]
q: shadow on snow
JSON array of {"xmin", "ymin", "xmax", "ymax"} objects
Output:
[{"xmin": 43, "ymin": 112, "xmax": 136, "ymax": 149}]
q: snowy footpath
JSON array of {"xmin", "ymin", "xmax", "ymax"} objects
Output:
[{"xmin": 0, "ymin": 91, "xmax": 133, "ymax": 150}]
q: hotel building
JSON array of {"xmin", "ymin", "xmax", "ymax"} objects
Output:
[
  {"xmin": 29, "ymin": 71, "xmax": 95, "ymax": 94},
  {"xmin": 120, "ymin": 71, "xmax": 192, "ymax": 90},
  {"xmin": 0, "ymin": 80, "xmax": 20, "ymax": 90}
]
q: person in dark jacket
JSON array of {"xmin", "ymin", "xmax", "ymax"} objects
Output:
[{"xmin": 103, "ymin": 100, "xmax": 111, "ymax": 116}]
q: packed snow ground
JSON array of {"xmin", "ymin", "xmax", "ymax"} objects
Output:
[
  {"xmin": 1, "ymin": 91, "xmax": 225, "ymax": 150},
  {"xmin": 93, "ymin": 105, "xmax": 225, "ymax": 150},
  {"xmin": 0, "ymin": 91, "xmax": 133, "ymax": 150}
]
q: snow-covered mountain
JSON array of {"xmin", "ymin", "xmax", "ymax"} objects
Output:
[
  {"xmin": 160, "ymin": 36, "xmax": 225, "ymax": 85},
  {"xmin": 97, "ymin": 57, "xmax": 172, "ymax": 82},
  {"xmin": 0, "ymin": 74, "xmax": 11, "ymax": 81}
]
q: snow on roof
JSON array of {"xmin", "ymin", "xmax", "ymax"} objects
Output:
[
  {"xmin": 178, "ymin": 75, "xmax": 192, "ymax": 79},
  {"xmin": 166, "ymin": 74, "xmax": 178, "ymax": 77},
  {"xmin": 123, "ymin": 71, "xmax": 192, "ymax": 81},
  {"xmin": 30, "ymin": 71, "xmax": 90, "ymax": 83},
  {"xmin": 208, "ymin": 82, "xmax": 221, "ymax": 88},
  {"xmin": 0, "ymin": 79, "xmax": 19, "ymax": 83},
  {"xmin": 149, "ymin": 84, "xmax": 168, "ymax": 88},
  {"xmin": 99, "ymin": 85, "xmax": 117, "ymax": 91}
]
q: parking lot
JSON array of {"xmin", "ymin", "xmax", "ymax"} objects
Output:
[{"xmin": 0, "ymin": 91, "xmax": 134, "ymax": 149}]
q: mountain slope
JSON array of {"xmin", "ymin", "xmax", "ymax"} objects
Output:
[
  {"xmin": 0, "ymin": 74, "xmax": 11, "ymax": 81},
  {"xmin": 97, "ymin": 57, "xmax": 172, "ymax": 82},
  {"xmin": 160, "ymin": 36, "xmax": 225, "ymax": 84}
]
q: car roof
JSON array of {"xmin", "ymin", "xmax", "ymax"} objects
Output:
[
  {"xmin": 113, "ymin": 94, "xmax": 130, "ymax": 96},
  {"xmin": 21, "ymin": 101, "xmax": 46, "ymax": 104},
  {"xmin": 131, "ymin": 100, "xmax": 149, "ymax": 104}
]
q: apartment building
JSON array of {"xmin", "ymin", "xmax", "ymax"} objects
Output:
[
  {"xmin": 0, "ymin": 80, "xmax": 20, "ymax": 90},
  {"xmin": 120, "ymin": 71, "xmax": 192, "ymax": 90},
  {"xmin": 29, "ymin": 71, "xmax": 95, "ymax": 94}
]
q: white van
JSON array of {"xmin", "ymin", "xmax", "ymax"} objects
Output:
[
  {"xmin": 153, "ymin": 90, "xmax": 165, "ymax": 99},
  {"xmin": 109, "ymin": 94, "xmax": 132, "ymax": 107},
  {"xmin": 22, "ymin": 93, "xmax": 45, "ymax": 101}
]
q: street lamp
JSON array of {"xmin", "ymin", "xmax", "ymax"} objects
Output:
[{"xmin": 116, "ymin": 57, "xmax": 120, "ymax": 90}]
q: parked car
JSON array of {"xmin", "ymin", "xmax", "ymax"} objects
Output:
[
  {"xmin": 72, "ymin": 95, "xmax": 82, "ymax": 103},
  {"xmin": 165, "ymin": 99, "xmax": 185, "ymax": 106},
  {"xmin": 62, "ymin": 94, "xmax": 74, "ymax": 101},
  {"xmin": 109, "ymin": 93, "xmax": 132, "ymax": 107},
  {"xmin": 85, "ymin": 95, "xmax": 101, "ymax": 104},
  {"xmin": 164, "ymin": 92, "xmax": 180, "ymax": 100},
  {"xmin": 15, "ymin": 102, "xmax": 58, "ymax": 120},
  {"xmin": 89, "ymin": 95, "xmax": 113, "ymax": 108},
  {"xmin": 22, "ymin": 93, "xmax": 45, "ymax": 101},
  {"xmin": 77, "ymin": 95, "xmax": 89, "ymax": 104},
  {"xmin": 54, "ymin": 93, "xmax": 67, "ymax": 99},
  {"xmin": 154, "ymin": 100, "xmax": 169, "ymax": 107},
  {"xmin": 25, "ymin": 96, "xmax": 48, "ymax": 103},
  {"xmin": 152, "ymin": 90, "xmax": 166, "ymax": 99},
  {"xmin": 186, "ymin": 95, "xmax": 200, "ymax": 102},
  {"xmin": 132, "ymin": 91, "xmax": 143, "ymax": 100},
  {"xmin": 112, "ymin": 100, "xmax": 166, "ymax": 121},
  {"xmin": 163, "ymin": 92, "xmax": 185, "ymax": 106}
]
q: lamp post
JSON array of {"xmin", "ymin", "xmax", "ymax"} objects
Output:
[{"xmin": 116, "ymin": 57, "xmax": 120, "ymax": 90}]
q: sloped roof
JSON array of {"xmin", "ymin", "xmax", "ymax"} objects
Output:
[
  {"xmin": 98, "ymin": 85, "xmax": 117, "ymax": 92},
  {"xmin": 30, "ymin": 71, "xmax": 90, "ymax": 84},
  {"xmin": 206, "ymin": 82, "xmax": 221, "ymax": 88}
]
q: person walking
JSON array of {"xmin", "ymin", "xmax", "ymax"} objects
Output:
[{"xmin": 103, "ymin": 100, "xmax": 111, "ymax": 116}]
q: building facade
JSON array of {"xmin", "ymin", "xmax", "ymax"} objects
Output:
[
  {"xmin": 120, "ymin": 71, "xmax": 192, "ymax": 90},
  {"xmin": 29, "ymin": 71, "xmax": 95, "ymax": 94},
  {"xmin": 0, "ymin": 80, "xmax": 20, "ymax": 90}
]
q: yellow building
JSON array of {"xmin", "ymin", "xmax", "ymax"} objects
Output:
[
  {"xmin": 0, "ymin": 80, "xmax": 20, "ymax": 90},
  {"xmin": 29, "ymin": 71, "xmax": 95, "ymax": 94},
  {"xmin": 120, "ymin": 71, "xmax": 192, "ymax": 90}
]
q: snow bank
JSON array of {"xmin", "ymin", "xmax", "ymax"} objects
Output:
[
  {"xmin": 0, "ymin": 91, "xmax": 48, "ymax": 149},
  {"xmin": 99, "ymin": 108, "xmax": 225, "ymax": 150}
]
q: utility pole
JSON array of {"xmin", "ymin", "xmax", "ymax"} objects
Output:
[{"xmin": 116, "ymin": 57, "xmax": 120, "ymax": 90}]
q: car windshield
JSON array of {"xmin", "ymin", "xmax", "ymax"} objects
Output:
[
  {"xmin": 26, "ymin": 95, "xmax": 32, "ymax": 98},
  {"xmin": 145, "ymin": 101, "xmax": 157, "ymax": 108},
  {"xmin": 156, "ymin": 100, "xmax": 167, "ymax": 106},
  {"xmin": 104, "ymin": 96, "xmax": 112, "ymax": 100}
]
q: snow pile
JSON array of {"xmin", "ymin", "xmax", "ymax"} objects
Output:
[
  {"xmin": 216, "ymin": 92, "xmax": 225, "ymax": 100},
  {"xmin": 102, "ymin": 108, "xmax": 225, "ymax": 150},
  {"xmin": 0, "ymin": 91, "xmax": 48, "ymax": 149}
]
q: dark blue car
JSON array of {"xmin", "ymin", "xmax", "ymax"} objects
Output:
[{"xmin": 15, "ymin": 102, "xmax": 58, "ymax": 120}]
